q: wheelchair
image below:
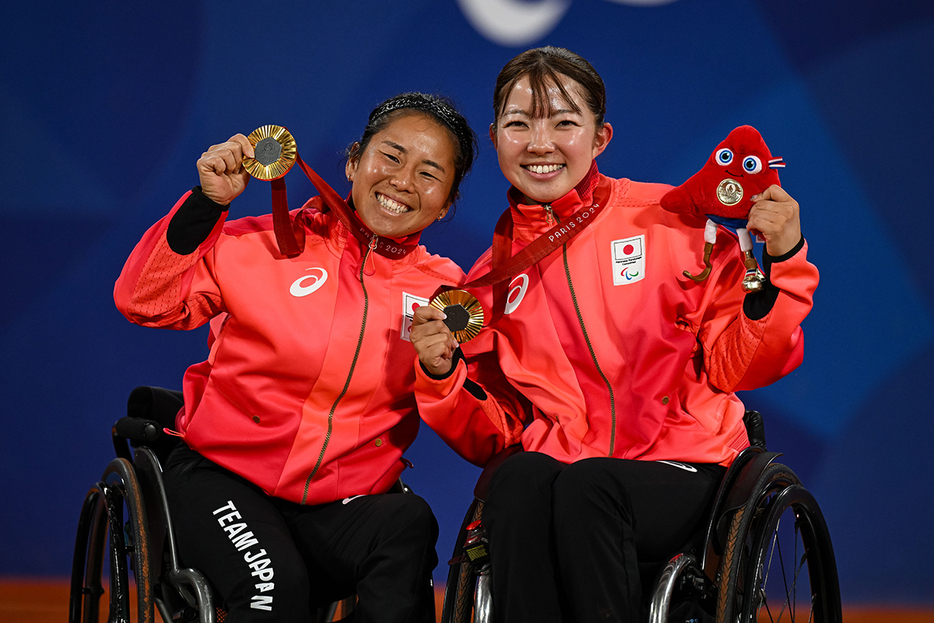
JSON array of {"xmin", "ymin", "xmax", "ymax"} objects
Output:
[
  {"xmin": 440, "ymin": 411, "xmax": 842, "ymax": 623},
  {"xmin": 68, "ymin": 386, "xmax": 358, "ymax": 623}
]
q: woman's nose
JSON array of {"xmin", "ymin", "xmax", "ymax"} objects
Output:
[
  {"xmin": 527, "ymin": 126, "xmax": 554, "ymax": 154},
  {"xmin": 390, "ymin": 166, "xmax": 415, "ymax": 190}
]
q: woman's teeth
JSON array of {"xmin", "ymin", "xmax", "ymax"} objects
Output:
[
  {"xmin": 377, "ymin": 193, "xmax": 409, "ymax": 214},
  {"xmin": 526, "ymin": 164, "xmax": 564, "ymax": 174}
]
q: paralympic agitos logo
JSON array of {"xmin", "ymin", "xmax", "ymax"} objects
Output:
[{"xmin": 456, "ymin": 0, "xmax": 678, "ymax": 46}]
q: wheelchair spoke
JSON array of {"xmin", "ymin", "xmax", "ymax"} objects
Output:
[
  {"xmin": 791, "ymin": 519, "xmax": 800, "ymax": 622},
  {"xmin": 757, "ymin": 506, "xmax": 820, "ymax": 623}
]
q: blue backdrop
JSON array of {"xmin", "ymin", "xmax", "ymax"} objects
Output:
[{"xmin": 2, "ymin": 0, "xmax": 932, "ymax": 607}]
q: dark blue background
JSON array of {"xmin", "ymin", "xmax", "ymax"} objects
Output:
[{"xmin": 2, "ymin": 0, "xmax": 931, "ymax": 607}]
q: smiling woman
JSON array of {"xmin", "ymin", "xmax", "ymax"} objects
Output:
[
  {"xmin": 347, "ymin": 113, "xmax": 458, "ymax": 239},
  {"xmin": 410, "ymin": 46, "xmax": 819, "ymax": 623},
  {"xmin": 111, "ymin": 92, "xmax": 478, "ymax": 623}
]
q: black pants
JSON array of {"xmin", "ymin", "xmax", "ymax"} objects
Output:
[
  {"xmin": 163, "ymin": 444, "xmax": 438, "ymax": 623},
  {"xmin": 484, "ymin": 452, "xmax": 725, "ymax": 623}
]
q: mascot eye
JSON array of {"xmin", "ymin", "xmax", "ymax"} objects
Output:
[
  {"xmin": 743, "ymin": 156, "xmax": 763, "ymax": 174},
  {"xmin": 716, "ymin": 148, "xmax": 733, "ymax": 165}
]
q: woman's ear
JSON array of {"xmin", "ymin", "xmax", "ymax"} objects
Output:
[
  {"xmin": 592, "ymin": 122, "xmax": 613, "ymax": 158},
  {"xmin": 489, "ymin": 123, "xmax": 497, "ymax": 149},
  {"xmin": 345, "ymin": 147, "xmax": 359, "ymax": 182}
]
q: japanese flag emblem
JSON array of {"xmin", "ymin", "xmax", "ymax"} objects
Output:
[
  {"xmin": 401, "ymin": 292, "xmax": 430, "ymax": 341},
  {"xmin": 612, "ymin": 235, "xmax": 645, "ymax": 286}
]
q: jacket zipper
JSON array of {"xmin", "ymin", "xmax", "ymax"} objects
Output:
[
  {"xmin": 301, "ymin": 238, "xmax": 375, "ymax": 503},
  {"xmin": 544, "ymin": 203, "xmax": 556, "ymax": 225},
  {"xmin": 554, "ymin": 208, "xmax": 618, "ymax": 456}
]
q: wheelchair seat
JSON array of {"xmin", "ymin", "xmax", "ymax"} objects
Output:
[
  {"xmin": 68, "ymin": 386, "xmax": 355, "ymax": 623},
  {"xmin": 440, "ymin": 410, "xmax": 842, "ymax": 623}
]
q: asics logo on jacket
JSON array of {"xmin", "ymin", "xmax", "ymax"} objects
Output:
[{"xmin": 289, "ymin": 267, "xmax": 329, "ymax": 297}]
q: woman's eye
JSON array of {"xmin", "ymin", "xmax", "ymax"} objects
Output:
[
  {"xmin": 381, "ymin": 151, "xmax": 400, "ymax": 163},
  {"xmin": 743, "ymin": 156, "xmax": 763, "ymax": 174},
  {"xmin": 716, "ymin": 148, "xmax": 733, "ymax": 166}
]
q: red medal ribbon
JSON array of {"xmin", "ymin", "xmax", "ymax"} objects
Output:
[{"xmin": 466, "ymin": 161, "xmax": 606, "ymax": 324}]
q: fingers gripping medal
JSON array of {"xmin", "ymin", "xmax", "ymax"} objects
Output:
[{"xmin": 429, "ymin": 289, "xmax": 484, "ymax": 343}]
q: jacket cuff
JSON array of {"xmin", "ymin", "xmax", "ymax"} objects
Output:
[
  {"xmin": 419, "ymin": 348, "xmax": 465, "ymax": 381},
  {"xmin": 166, "ymin": 186, "xmax": 229, "ymax": 255},
  {"xmin": 764, "ymin": 235, "xmax": 805, "ymax": 267},
  {"xmin": 743, "ymin": 236, "xmax": 805, "ymax": 321}
]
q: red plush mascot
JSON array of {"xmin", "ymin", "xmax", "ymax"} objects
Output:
[{"xmin": 660, "ymin": 125, "xmax": 785, "ymax": 292}]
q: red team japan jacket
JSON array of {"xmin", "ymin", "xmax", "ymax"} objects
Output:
[
  {"xmin": 115, "ymin": 190, "xmax": 464, "ymax": 505},
  {"xmin": 415, "ymin": 173, "xmax": 819, "ymax": 468}
]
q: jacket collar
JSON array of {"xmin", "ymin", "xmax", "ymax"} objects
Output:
[
  {"xmin": 506, "ymin": 160, "xmax": 603, "ymax": 242},
  {"xmin": 298, "ymin": 197, "xmax": 426, "ymax": 272}
]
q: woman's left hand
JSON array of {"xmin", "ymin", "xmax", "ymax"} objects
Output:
[{"xmin": 746, "ymin": 185, "xmax": 802, "ymax": 257}]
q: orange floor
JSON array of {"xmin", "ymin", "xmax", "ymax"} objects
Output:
[
  {"xmin": 0, "ymin": 578, "xmax": 444, "ymax": 623},
  {"xmin": 3, "ymin": 578, "xmax": 933, "ymax": 623}
]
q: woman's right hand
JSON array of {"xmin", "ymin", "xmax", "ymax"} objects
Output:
[
  {"xmin": 410, "ymin": 305, "xmax": 459, "ymax": 376},
  {"xmin": 197, "ymin": 134, "xmax": 254, "ymax": 206}
]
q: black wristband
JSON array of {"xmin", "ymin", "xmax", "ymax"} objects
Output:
[
  {"xmin": 743, "ymin": 236, "xmax": 805, "ymax": 321},
  {"xmin": 166, "ymin": 186, "xmax": 229, "ymax": 255},
  {"xmin": 420, "ymin": 347, "xmax": 465, "ymax": 381}
]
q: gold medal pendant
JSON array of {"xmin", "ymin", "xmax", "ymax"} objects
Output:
[
  {"xmin": 242, "ymin": 125, "xmax": 297, "ymax": 180},
  {"xmin": 716, "ymin": 178, "xmax": 744, "ymax": 206},
  {"xmin": 429, "ymin": 289, "xmax": 484, "ymax": 343}
]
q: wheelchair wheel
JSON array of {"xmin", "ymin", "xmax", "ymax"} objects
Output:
[
  {"xmin": 743, "ymin": 483, "xmax": 840, "ymax": 623},
  {"xmin": 69, "ymin": 485, "xmax": 108, "ymax": 623},
  {"xmin": 103, "ymin": 457, "xmax": 156, "ymax": 623},
  {"xmin": 441, "ymin": 499, "xmax": 490, "ymax": 623},
  {"xmin": 716, "ymin": 462, "xmax": 841, "ymax": 623},
  {"xmin": 69, "ymin": 458, "xmax": 155, "ymax": 623}
]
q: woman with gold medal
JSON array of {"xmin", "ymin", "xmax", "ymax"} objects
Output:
[
  {"xmin": 410, "ymin": 47, "xmax": 818, "ymax": 623},
  {"xmin": 114, "ymin": 93, "xmax": 477, "ymax": 623}
]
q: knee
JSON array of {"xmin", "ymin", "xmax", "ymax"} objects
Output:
[
  {"xmin": 488, "ymin": 452, "xmax": 562, "ymax": 505},
  {"xmin": 379, "ymin": 494, "xmax": 438, "ymax": 547},
  {"xmin": 553, "ymin": 459, "xmax": 633, "ymax": 525}
]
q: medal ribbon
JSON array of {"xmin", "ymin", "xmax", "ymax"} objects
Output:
[
  {"xmin": 466, "ymin": 161, "xmax": 606, "ymax": 324},
  {"xmin": 268, "ymin": 153, "xmax": 420, "ymax": 259}
]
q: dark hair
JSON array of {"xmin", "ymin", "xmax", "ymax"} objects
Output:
[
  {"xmin": 347, "ymin": 92, "xmax": 478, "ymax": 206},
  {"xmin": 492, "ymin": 46, "xmax": 606, "ymax": 131}
]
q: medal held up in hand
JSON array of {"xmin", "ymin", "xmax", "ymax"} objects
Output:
[
  {"xmin": 242, "ymin": 125, "xmax": 297, "ymax": 181},
  {"xmin": 429, "ymin": 289, "xmax": 484, "ymax": 343}
]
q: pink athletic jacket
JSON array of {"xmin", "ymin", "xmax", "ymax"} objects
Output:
[
  {"xmin": 415, "ymin": 173, "xmax": 818, "ymax": 467},
  {"xmin": 115, "ymin": 190, "xmax": 464, "ymax": 505}
]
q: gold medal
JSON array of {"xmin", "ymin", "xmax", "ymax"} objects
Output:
[
  {"xmin": 429, "ymin": 289, "xmax": 484, "ymax": 343},
  {"xmin": 242, "ymin": 125, "xmax": 297, "ymax": 180},
  {"xmin": 716, "ymin": 178, "xmax": 744, "ymax": 206}
]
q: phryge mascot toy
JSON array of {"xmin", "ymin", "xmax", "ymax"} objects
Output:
[{"xmin": 660, "ymin": 125, "xmax": 785, "ymax": 292}]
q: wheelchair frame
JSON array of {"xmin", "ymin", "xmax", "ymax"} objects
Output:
[
  {"xmin": 68, "ymin": 386, "xmax": 353, "ymax": 623},
  {"xmin": 440, "ymin": 411, "xmax": 842, "ymax": 623}
]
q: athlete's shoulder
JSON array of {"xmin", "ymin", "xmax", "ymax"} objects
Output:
[
  {"xmin": 611, "ymin": 177, "xmax": 673, "ymax": 204},
  {"xmin": 465, "ymin": 246, "xmax": 495, "ymax": 282},
  {"xmin": 221, "ymin": 212, "xmax": 275, "ymax": 237},
  {"xmin": 415, "ymin": 247, "xmax": 467, "ymax": 284}
]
